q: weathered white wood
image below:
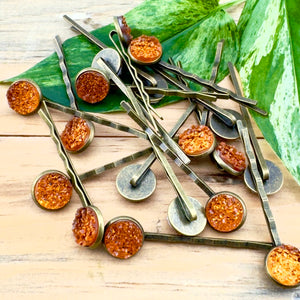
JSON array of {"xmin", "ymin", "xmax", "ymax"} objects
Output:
[
  {"xmin": 0, "ymin": 0, "xmax": 241, "ymax": 64},
  {"xmin": 0, "ymin": 0, "xmax": 142, "ymax": 63}
]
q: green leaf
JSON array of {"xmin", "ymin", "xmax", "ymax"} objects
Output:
[
  {"xmin": 125, "ymin": 0, "xmax": 219, "ymax": 42},
  {"xmin": 1, "ymin": 0, "xmax": 239, "ymax": 114},
  {"xmin": 237, "ymin": 0, "xmax": 300, "ymax": 184}
]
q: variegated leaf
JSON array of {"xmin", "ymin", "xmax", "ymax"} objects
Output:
[{"xmin": 237, "ymin": 0, "xmax": 300, "ymax": 184}]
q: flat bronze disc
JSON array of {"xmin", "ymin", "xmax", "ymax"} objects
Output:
[
  {"xmin": 168, "ymin": 196, "xmax": 207, "ymax": 236},
  {"xmin": 92, "ymin": 48, "xmax": 122, "ymax": 75},
  {"xmin": 209, "ymin": 109, "xmax": 242, "ymax": 140},
  {"xmin": 116, "ymin": 164, "xmax": 156, "ymax": 202},
  {"xmin": 244, "ymin": 160, "xmax": 283, "ymax": 195}
]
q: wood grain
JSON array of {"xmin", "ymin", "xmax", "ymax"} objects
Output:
[
  {"xmin": 0, "ymin": 0, "xmax": 243, "ymax": 64},
  {"xmin": 0, "ymin": 1, "xmax": 300, "ymax": 299}
]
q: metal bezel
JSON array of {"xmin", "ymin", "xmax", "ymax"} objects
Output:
[
  {"xmin": 87, "ymin": 205, "xmax": 105, "ymax": 250},
  {"xmin": 31, "ymin": 169, "xmax": 72, "ymax": 211},
  {"xmin": 212, "ymin": 149, "xmax": 244, "ymax": 176},
  {"xmin": 7, "ymin": 79, "xmax": 42, "ymax": 116},
  {"xmin": 127, "ymin": 37, "xmax": 162, "ymax": 66},
  {"xmin": 265, "ymin": 244, "xmax": 300, "ymax": 288},
  {"xmin": 205, "ymin": 191, "xmax": 247, "ymax": 233},
  {"xmin": 103, "ymin": 216, "xmax": 145, "ymax": 258},
  {"xmin": 91, "ymin": 49, "xmax": 122, "ymax": 75},
  {"xmin": 62, "ymin": 118, "xmax": 95, "ymax": 154},
  {"xmin": 75, "ymin": 67, "xmax": 110, "ymax": 103}
]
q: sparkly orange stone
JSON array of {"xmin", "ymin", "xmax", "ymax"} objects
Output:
[
  {"xmin": 104, "ymin": 219, "xmax": 144, "ymax": 259},
  {"xmin": 205, "ymin": 193, "xmax": 245, "ymax": 232},
  {"xmin": 34, "ymin": 171, "xmax": 72, "ymax": 210},
  {"xmin": 61, "ymin": 116, "xmax": 91, "ymax": 152},
  {"xmin": 216, "ymin": 142, "xmax": 246, "ymax": 172},
  {"xmin": 6, "ymin": 80, "xmax": 41, "ymax": 115},
  {"xmin": 72, "ymin": 207, "xmax": 99, "ymax": 247},
  {"xmin": 129, "ymin": 35, "xmax": 162, "ymax": 63},
  {"xmin": 266, "ymin": 244, "xmax": 300, "ymax": 287},
  {"xmin": 178, "ymin": 125, "xmax": 215, "ymax": 156},
  {"xmin": 76, "ymin": 70, "xmax": 109, "ymax": 104}
]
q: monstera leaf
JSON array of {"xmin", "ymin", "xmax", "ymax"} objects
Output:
[
  {"xmin": 237, "ymin": 0, "xmax": 300, "ymax": 184},
  {"xmin": 1, "ymin": 0, "xmax": 241, "ymax": 113}
]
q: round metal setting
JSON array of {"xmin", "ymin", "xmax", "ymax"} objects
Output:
[
  {"xmin": 244, "ymin": 160, "xmax": 283, "ymax": 195},
  {"xmin": 113, "ymin": 16, "xmax": 133, "ymax": 46},
  {"xmin": 103, "ymin": 216, "xmax": 144, "ymax": 259},
  {"xmin": 189, "ymin": 134, "xmax": 216, "ymax": 159},
  {"xmin": 72, "ymin": 205, "xmax": 104, "ymax": 249},
  {"xmin": 116, "ymin": 164, "xmax": 156, "ymax": 202},
  {"xmin": 148, "ymin": 72, "xmax": 168, "ymax": 103},
  {"xmin": 168, "ymin": 196, "xmax": 207, "ymax": 236},
  {"xmin": 209, "ymin": 109, "xmax": 242, "ymax": 140},
  {"xmin": 92, "ymin": 48, "xmax": 122, "ymax": 75},
  {"xmin": 178, "ymin": 125, "xmax": 216, "ymax": 159},
  {"xmin": 77, "ymin": 119, "xmax": 94, "ymax": 153},
  {"xmin": 6, "ymin": 79, "xmax": 42, "ymax": 115},
  {"xmin": 212, "ymin": 145, "xmax": 246, "ymax": 176},
  {"xmin": 128, "ymin": 35, "xmax": 162, "ymax": 65},
  {"xmin": 265, "ymin": 244, "xmax": 300, "ymax": 287},
  {"xmin": 75, "ymin": 67, "xmax": 110, "ymax": 104},
  {"xmin": 205, "ymin": 192, "xmax": 247, "ymax": 233},
  {"xmin": 89, "ymin": 205, "xmax": 105, "ymax": 249},
  {"xmin": 31, "ymin": 169, "xmax": 72, "ymax": 211},
  {"xmin": 61, "ymin": 117, "xmax": 95, "ymax": 154},
  {"xmin": 212, "ymin": 149, "xmax": 242, "ymax": 176}
]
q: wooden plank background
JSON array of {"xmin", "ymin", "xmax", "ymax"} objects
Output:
[{"xmin": 1, "ymin": 1, "xmax": 300, "ymax": 299}]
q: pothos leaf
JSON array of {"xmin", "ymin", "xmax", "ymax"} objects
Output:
[
  {"xmin": 1, "ymin": 0, "xmax": 240, "ymax": 113},
  {"xmin": 237, "ymin": 0, "xmax": 300, "ymax": 184},
  {"xmin": 125, "ymin": 0, "xmax": 219, "ymax": 42}
]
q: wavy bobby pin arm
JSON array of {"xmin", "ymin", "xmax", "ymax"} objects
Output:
[
  {"xmin": 44, "ymin": 100, "xmax": 147, "ymax": 140},
  {"xmin": 237, "ymin": 120, "xmax": 280, "ymax": 247},
  {"xmin": 137, "ymin": 99, "xmax": 190, "ymax": 165},
  {"xmin": 109, "ymin": 29, "xmax": 159, "ymax": 125},
  {"xmin": 78, "ymin": 147, "xmax": 153, "ymax": 181},
  {"xmin": 200, "ymin": 39, "xmax": 224, "ymax": 125},
  {"xmin": 228, "ymin": 62, "xmax": 270, "ymax": 180},
  {"xmin": 157, "ymin": 60, "xmax": 257, "ymax": 106},
  {"xmin": 130, "ymin": 103, "xmax": 195, "ymax": 187},
  {"xmin": 53, "ymin": 35, "xmax": 78, "ymax": 111},
  {"xmin": 63, "ymin": 15, "xmax": 107, "ymax": 50},
  {"xmin": 122, "ymin": 101, "xmax": 216, "ymax": 198},
  {"xmin": 134, "ymin": 86, "xmax": 216, "ymax": 102},
  {"xmin": 154, "ymin": 67, "xmax": 237, "ymax": 127},
  {"xmin": 38, "ymin": 101, "xmax": 93, "ymax": 208},
  {"xmin": 162, "ymin": 66, "xmax": 267, "ymax": 116}
]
